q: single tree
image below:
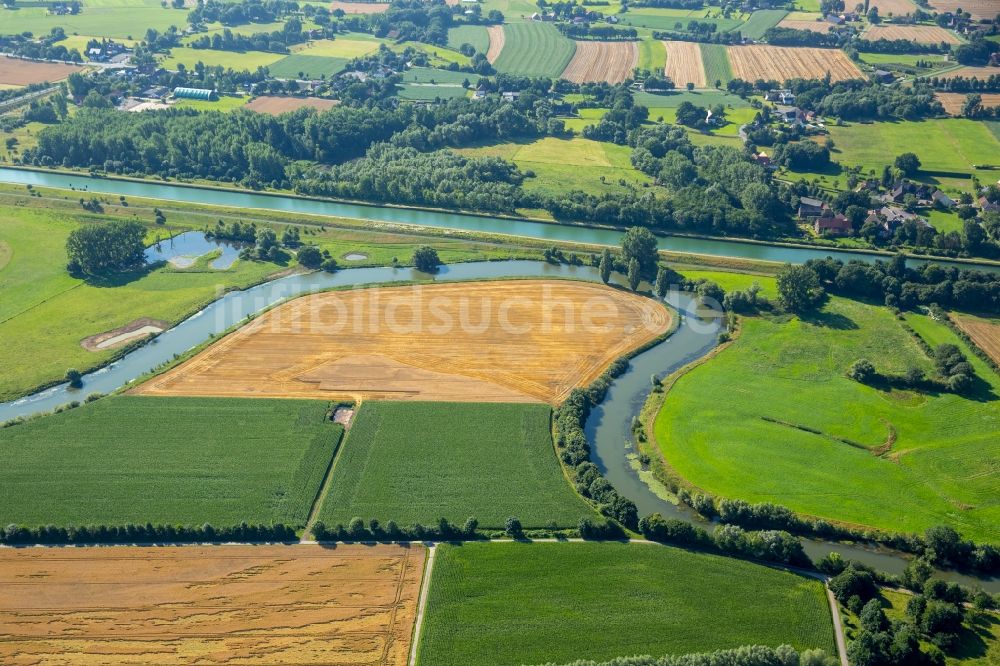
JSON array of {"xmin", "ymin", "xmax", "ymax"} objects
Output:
[
  {"xmin": 412, "ymin": 245, "xmax": 441, "ymax": 272},
  {"xmin": 621, "ymin": 226, "xmax": 658, "ymax": 275},
  {"xmin": 599, "ymin": 248, "xmax": 612, "ymax": 284},
  {"xmin": 297, "ymin": 245, "xmax": 323, "ymax": 269},
  {"xmin": 627, "ymin": 257, "xmax": 640, "ymax": 291},
  {"xmin": 776, "ymin": 264, "xmax": 823, "ymax": 313}
]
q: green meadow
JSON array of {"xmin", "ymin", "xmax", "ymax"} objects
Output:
[
  {"xmin": 654, "ymin": 296, "xmax": 1000, "ymax": 542},
  {"xmin": 398, "ymin": 84, "xmax": 469, "ymax": 100},
  {"xmin": 638, "ymin": 38, "xmax": 667, "ymax": 72},
  {"xmin": 700, "ymin": 43, "xmax": 734, "ymax": 86},
  {"xmin": 492, "ymin": 22, "xmax": 576, "ymax": 78},
  {"xmin": 267, "ymin": 53, "xmax": 349, "ymax": 78},
  {"xmin": 0, "ymin": 397, "xmax": 342, "ymax": 527},
  {"xmin": 447, "ymin": 24, "xmax": 491, "ymax": 55},
  {"xmin": 418, "ymin": 542, "xmax": 836, "ymax": 665},
  {"xmin": 318, "ymin": 402, "xmax": 595, "ymax": 529},
  {"xmin": 161, "ymin": 47, "xmax": 285, "ymax": 72},
  {"xmin": 740, "ymin": 9, "xmax": 788, "ymax": 39},
  {"xmin": 0, "ymin": 0, "xmax": 183, "ymax": 39}
]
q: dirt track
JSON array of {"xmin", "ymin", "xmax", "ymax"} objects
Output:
[
  {"xmin": 865, "ymin": 24, "xmax": 960, "ymax": 44},
  {"xmin": 0, "ymin": 544, "xmax": 425, "ymax": 666},
  {"xmin": 0, "ymin": 56, "xmax": 85, "ymax": 86},
  {"xmin": 133, "ymin": 280, "xmax": 671, "ymax": 405},
  {"xmin": 726, "ymin": 45, "xmax": 862, "ymax": 83},
  {"xmin": 561, "ymin": 41, "xmax": 638, "ymax": 84},
  {"xmin": 663, "ymin": 41, "xmax": 706, "ymax": 88},
  {"xmin": 486, "ymin": 25, "xmax": 505, "ymax": 63}
]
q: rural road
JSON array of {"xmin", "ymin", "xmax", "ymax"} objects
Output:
[{"xmin": 408, "ymin": 543, "xmax": 437, "ymax": 666}]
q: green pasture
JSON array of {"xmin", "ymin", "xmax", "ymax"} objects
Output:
[
  {"xmin": 859, "ymin": 52, "xmax": 946, "ymax": 66},
  {"xmin": 161, "ymin": 47, "xmax": 285, "ymax": 72},
  {"xmin": 0, "ymin": 0, "xmax": 183, "ymax": 39},
  {"xmin": 560, "ymin": 107, "xmax": 607, "ymax": 133},
  {"xmin": 317, "ymin": 402, "xmax": 595, "ymax": 529},
  {"xmin": 740, "ymin": 9, "xmax": 789, "ymax": 39},
  {"xmin": 0, "ymin": 397, "xmax": 342, "ymax": 527},
  {"xmin": 417, "ymin": 541, "xmax": 837, "ymax": 666},
  {"xmin": 292, "ymin": 37, "xmax": 381, "ymax": 58},
  {"xmin": 700, "ymin": 42, "xmax": 733, "ymax": 86},
  {"xmin": 654, "ymin": 296, "xmax": 1000, "ymax": 542},
  {"xmin": 173, "ymin": 95, "xmax": 249, "ymax": 112},
  {"xmin": 267, "ymin": 53, "xmax": 349, "ymax": 78},
  {"xmin": 397, "ymin": 84, "xmax": 469, "ymax": 100},
  {"xmin": 635, "ymin": 89, "xmax": 751, "ymax": 109},
  {"xmin": 638, "ymin": 38, "xmax": 667, "ymax": 72},
  {"xmin": 402, "ymin": 66, "xmax": 475, "ymax": 85},
  {"xmin": 492, "ymin": 22, "xmax": 576, "ymax": 78},
  {"xmin": 447, "ymin": 24, "xmax": 490, "ymax": 55},
  {"xmin": 398, "ymin": 41, "xmax": 472, "ymax": 67}
]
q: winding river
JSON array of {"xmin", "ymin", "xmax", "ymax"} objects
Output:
[
  {"xmin": 3, "ymin": 166, "xmax": 999, "ymax": 274},
  {"xmin": 1, "ymin": 255, "xmax": 996, "ymax": 589}
]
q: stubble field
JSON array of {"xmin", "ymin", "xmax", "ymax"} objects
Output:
[
  {"xmin": 134, "ymin": 280, "xmax": 671, "ymax": 405},
  {"xmin": 0, "ymin": 56, "xmax": 85, "ymax": 86},
  {"xmin": 663, "ymin": 40, "xmax": 706, "ymax": 88},
  {"xmin": 726, "ymin": 45, "xmax": 862, "ymax": 82},
  {"xmin": 952, "ymin": 313, "xmax": 1000, "ymax": 365},
  {"xmin": 486, "ymin": 24, "xmax": 505, "ymax": 63},
  {"xmin": 561, "ymin": 41, "xmax": 638, "ymax": 84},
  {"xmin": 937, "ymin": 92, "xmax": 1000, "ymax": 116},
  {"xmin": 865, "ymin": 24, "xmax": 961, "ymax": 45},
  {"xmin": 245, "ymin": 96, "xmax": 340, "ymax": 114},
  {"xmin": 928, "ymin": 0, "xmax": 997, "ymax": 19},
  {"xmin": 0, "ymin": 544, "xmax": 424, "ymax": 665}
]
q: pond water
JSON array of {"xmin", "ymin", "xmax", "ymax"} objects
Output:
[{"xmin": 144, "ymin": 231, "xmax": 244, "ymax": 270}]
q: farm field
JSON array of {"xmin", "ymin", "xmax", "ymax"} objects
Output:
[
  {"xmin": 937, "ymin": 92, "xmax": 1000, "ymax": 116},
  {"xmin": 317, "ymin": 401, "xmax": 594, "ymax": 528},
  {"xmin": 700, "ymin": 42, "xmax": 733, "ymax": 86},
  {"xmin": 486, "ymin": 24, "xmax": 505, "ymax": 62},
  {"xmin": 328, "ymin": 0, "xmax": 389, "ymax": 12},
  {"xmin": 0, "ymin": 0, "xmax": 183, "ymax": 39},
  {"xmin": 825, "ymin": 119, "xmax": 1000, "ymax": 186},
  {"xmin": 161, "ymin": 47, "xmax": 284, "ymax": 72},
  {"xmin": 867, "ymin": 0, "xmax": 918, "ymax": 13},
  {"xmin": 634, "ymin": 89, "xmax": 751, "ymax": 110},
  {"xmin": 561, "ymin": 41, "xmax": 638, "ymax": 84},
  {"xmin": 777, "ymin": 17, "xmax": 833, "ymax": 32},
  {"xmin": 245, "ymin": 95, "xmax": 339, "ymax": 114},
  {"xmin": 0, "ymin": 544, "xmax": 423, "ymax": 665},
  {"xmin": 398, "ymin": 83, "xmax": 469, "ymax": 100},
  {"xmin": 638, "ymin": 38, "xmax": 667, "ymax": 72},
  {"xmin": 952, "ymin": 314, "xmax": 1000, "ymax": 366},
  {"xmin": 865, "ymin": 24, "xmax": 961, "ymax": 45},
  {"xmin": 0, "ymin": 396, "xmax": 342, "ymax": 527},
  {"xmin": 663, "ymin": 40, "xmax": 706, "ymax": 88},
  {"xmin": 0, "ymin": 56, "xmax": 85, "ymax": 86},
  {"xmin": 267, "ymin": 53, "xmax": 349, "ymax": 78},
  {"xmin": 927, "ymin": 0, "xmax": 997, "ymax": 19},
  {"xmin": 492, "ymin": 22, "xmax": 576, "ymax": 78},
  {"xmin": 135, "ymin": 280, "xmax": 670, "ymax": 404},
  {"xmin": 859, "ymin": 51, "xmax": 946, "ymax": 66},
  {"xmin": 739, "ymin": 9, "xmax": 789, "ymax": 39},
  {"xmin": 653, "ymin": 297, "xmax": 1000, "ymax": 542},
  {"xmin": 620, "ymin": 8, "xmax": 744, "ymax": 32},
  {"xmin": 291, "ymin": 37, "xmax": 381, "ymax": 58},
  {"xmin": 726, "ymin": 45, "xmax": 862, "ymax": 83},
  {"xmin": 401, "ymin": 66, "xmax": 473, "ymax": 84},
  {"xmin": 418, "ymin": 542, "xmax": 837, "ymax": 666},
  {"xmin": 172, "ymin": 94, "xmax": 249, "ymax": 112},
  {"xmin": 447, "ymin": 24, "xmax": 490, "ymax": 55},
  {"xmin": 939, "ymin": 66, "xmax": 1000, "ymax": 80}
]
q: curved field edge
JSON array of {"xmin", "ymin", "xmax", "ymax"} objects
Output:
[
  {"xmin": 646, "ymin": 297, "xmax": 1000, "ymax": 543},
  {"xmin": 416, "ymin": 541, "xmax": 837, "ymax": 666}
]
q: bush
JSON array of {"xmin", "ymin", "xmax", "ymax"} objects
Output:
[
  {"xmin": 297, "ymin": 245, "xmax": 323, "ymax": 269},
  {"xmin": 412, "ymin": 245, "xmax": 441, "ymax": 272}
]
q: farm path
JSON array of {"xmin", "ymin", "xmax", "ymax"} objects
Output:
[
  {"xmin": 825, "ymin": 584, "xmax": 849, "ymax": 666},
  {"xmin": 407, "ymin": 544, "xmax": 437, "ymax": 666},
  {"xmin": 301, "ymin": 422, "xmax": 352, "ymax": 541}
]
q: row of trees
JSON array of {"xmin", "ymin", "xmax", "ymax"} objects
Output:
[{"xmin": 1, "ymin": 522, "xmax": 298, "ymax": 545}]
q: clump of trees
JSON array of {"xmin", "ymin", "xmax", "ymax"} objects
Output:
[
  {"xmin": 412, "ymin": 245, "xmax": 441, "ymax": 272},
  {"xmin": 776, "ymin": 264, "xmax": 825, "ymax": 313},
  {"xmin": 66, "ymin": 220, "xmax": 147, "ymax": 276},
  {"xmin": 847, "ymin": 343, "xmax": 977, "ymax": 395},
  {"xmin": 313, "ymin": 516, "xmax": 481, "ymax": 542}
]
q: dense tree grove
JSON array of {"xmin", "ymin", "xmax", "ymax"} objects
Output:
[
  {"xmin": 639, "ymin": 514, "xmax": 810, "ymax": 567},
  {"xmin": 65, "ymin": 220, "xmax": 147, "ymax": 275}
]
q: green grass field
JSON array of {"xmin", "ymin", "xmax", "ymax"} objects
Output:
[
  {"xmin": 447, "ymin": 24, "xmax": 490, "ymax": 55},
  {"xmin": 173, "ymin": 95, "xmax": 249, "ymax": 112},
  {"xmin": 162, "ymin": 47, "xmax": 285, "ymax": 72},
  {"xmin": 492, "ymin": 22, "xmax": 576, "ymax": 78},
  {"xmin": 654, "ymin": 297, "xmax": 1000, "ymax": 542},
  {"xmin": 740, "ymin": 9, "xmax": 789, "ymax": 39},
  {"xmin": 638, "ymin": 38, "xmax": 667, "ymax": 72},
  {"xmin": 635, "ymin": 89, "xmax": 751, "ymax": 109},
  {"xmin": 858, "ymin": 52, "xmax": 946, "ymax": 66},
  {"xmin": 267, "ymin": 53, "xmax": 349, "ymax": 78},
  {"xmin": 0, "ymin": 0, "xmax": 183, "ymax": 39},
  {"xmin": 827, "ymin": 119, "xmax": 1000, "ymax": 190},
  {"xmin": 398, "ymin": 84, "xmax": 469, "ymax": 100},
  {"xmin": 291, "ymin": 37, "xmax": 381, "ymax": 58},
  {"xmin": 402, "ymin": 66, "xmax": 474, "ymax": 85},
  {"xmin": 699, "ymin": 43, "xmax": 733, "ymax": 86},
  {"xmin": 620, "ymin": 7, "xmax": 744, "ymax": 32},
  {"xmin": 0, "ymin": 396, "xmax": 342, "ymax": 527},
  {"xmin": 317, "ymin": 402, "xmax": 595, "ymax": 529},
  {"xmin": 418, "ymin": 542, "xmax": 837, "ymax": 665}
]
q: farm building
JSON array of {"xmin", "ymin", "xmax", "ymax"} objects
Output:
[
  {"xmin": 172, "ymin": 87, "xmax": 217, "ymax": 101},
  {"xmin": 815, "ymin": 211, "xmax": 852, "ymax": 236},
  {"xmin": 798, "ymin": 197, "xmax": 827, "ymax": 219}
]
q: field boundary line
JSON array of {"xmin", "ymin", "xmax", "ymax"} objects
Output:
[
  {"xmin": 408, "ymin": 544, "xmax": 436, "ymax": 666},
  {"xmin": 302, "ymin": 418, "xmax": 353, "ymax": 540}
]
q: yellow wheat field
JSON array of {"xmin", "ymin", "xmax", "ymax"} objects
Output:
[
  {"xmin": 726, "ymin": 45, "xmax": 863, "ymax": 83},
  {"xmin": 562, "ymin": 41, "xmax": 638, "ymax": 83},
  {"xmin": 663, "ymin": 40, "xmax": 706, "ymax": 88}
]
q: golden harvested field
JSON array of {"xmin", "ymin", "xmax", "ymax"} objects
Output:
[
  {"xmin": 561, "ymin": 41, "xmax": 638, "ymax": 84},
  {"xmin": 726, "ymin": 45, "xmax": 862, "ymax": 83},
  {"xmin": 776, "ymin": 18, "xmax": 833, "ymax": 32},
  {"xmin": 246, "ymin": 96, "xmax": 340, "ymax": 114},
  {"xmin": 663, "ymin": 40, "xmax": 706, "ymax": 88},
  {"xmin": 937, "ymin": 92, "xmax": 1000, "ymax": 115},
  {"xmin": 486, "ymin": 25, "xmax": 505, "ymax": 63},
  {"xmin": 939, "ymin": 66, "xmax": 1000, "ymax": 80},
  {"xmin": 0, "ymin": 56, "xmax": 85, "ymax": 86},
  {"xmin": 867, "ymin": 0, "xmax": 918, "ymax": 14},
  {"xmin": 928, "ymin": 0, "xmax": 998, "ymax": 19},
  {"xmin": 329, "ymin": 0, "xmax": 389, "ymax": 12},
  {"xmin": 0, "ymin": 544, "xmax": 425, "ymax": 666},
  {"xmin": 135, "ymin": 280, "xmax": 671, "ymax": 405},
  {"xmin": 865, "ymin": 24, "xmax": 960, "ymax": 44},
  {"xmin": 952, "ymin": 314, "xmax": 1000, "ymax": 365}
]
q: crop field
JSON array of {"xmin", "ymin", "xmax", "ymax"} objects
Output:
[
  {"xmin": 328, "ymin": 0, "xmax": 389, "ymax": 12},
  {"xmin": 867, "ymin": 0, "xmax": 918, "ymax": 14},
  {"xmin": 486, "ymin": 24, "xmax": 505, "ymax": 62},
  {"xmin": 865, "ymin": 24, "xmax": 960, "ymax": 45},
  {"xmin": 634, "ymin": 89, "xmax": 751, "ymax": 109},
  {"xmin": 136, "ymin": 280, "xmax": 669, "ymax": 404},
  {"xmin": 653, "ymin": 297, "xmax": 1000, "ymax": 542},
  {"xmin": 398, "ymin": 84, "xmax": 469, "ymax": 100},
  {"xmin": 777, "ymin": 18, "xmax": 833, "ymax": 32},
  {"xmin": 418, "ymin": 542, "xmax": 836, "ymax": 665},
  {"xmin": 0, "ymin": 396, "xmax": 342, "ymax": 527},
  {"xmin": 620, "ymin": 8, "xmax": 744, "ymax": 32},
  {"xmin": 447, "ymin": 24, "xmax": 491, "ymax": 55},
  {"xmin": 937, "ymin": 92, "xmax": 1000, "ymax": 116},
  {"xmin": 0, "ymin": 544, "xmax": 424, "ymax": 665},
  {"xmin": 637, "ymin": 38, "xmax": 667, "ymax": 72},
  {"xmin": 0, "ymin": 56, "xmax": 85, "ymax": 86},
  {"xmin": 726, "ymin": 45, "xmax": 862, "ymax": 82},
  {"xmin": 739, "ymin": 9, "xmax": 789, "ymax": 39},
  {"xmin": 161, "ymin": 47, "xmax": 285, "ymax": 72},
  {"xmin": 492, "ymin": 22, "xmax": 576, "ymax": 78},
  {"xmin": 401, "ymin": 66, "xmax": 473, "ymax": 84},
  {"xmin": 0, "ymin": 0, "xmax": 183, "ymax": 39},
  {"xmin": 291, "ymin": 37, "xmax": 381, "ymax": 58},
  {"xmin": 663, "ymin": 40, "xmax": 706, "ymax": 88},
  {"xmin": 561, "ymin": 41, "xmax": 638, "ymax": 83},
  {"xmin": 700, "ymin": 42, "xmax": 733, "ymax": 86},
  {"xmin": 939, "ymin": 66, "xmax": 1000, "ymax": 80},
  {"xmin": 245, "ymin": 95, "xmax": 339, "ymax": 114},
  {"xmin": 952, "ymin": 314, "xmax": 1000, "ymax": 365},
  {"xmin": 268, "ymin": 53, "xmax": 349, "ymax": 78},
  {"xmin": 928, "ymin": 0, "xmax": 997, "ymax": 19},
  {"xmin": 318, "ymin": 401, "xmax": 594, "ymax": 528}
]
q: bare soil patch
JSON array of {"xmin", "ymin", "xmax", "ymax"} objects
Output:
[
  {"xmin": 726, "ymin": 45, "xmax": 862, "ymax": 83},
  {"xmin": 939, "ymin": 66, "xmax": 1000, "ymax": 80},
  {"xmin": 663, "ymin": 40, "xmax": 706, "ymax": 88},
  {"xmin": 952, "ymin": 314, "xmax": 1000, "ymax": 365},
  {"xmin": 329, "ymin": 0, "xmax": 389, "ymax": 12},
  {"xmin": 80, "ymin": 317, "xmax": 169, "ymax": 352},
  {"xmin": 486, "ymin": 25, "xmax": 506, "ymax": 63},
  {"xmin": 928, "ymin": 0, "xmax": 997, "ymax": 19},
  {"xmin": 246, "ymin": 96, "xmax": 340, "ymax": 114},
  {"xmin": 0, "ymin": 56, "xmax": 85, "ymax": 86},
  {"xmin": 867, "ymin": 0, "xmax": 918, "ymax": 14},
  {"xmin": 134, "ymin": 280, "xmax": 671, "ymax": 405},
  {"xmin": 776, "ymin": 18, "xmax": 833, "ymax": 32},
  {"xmin": 937, "ymin": 92, "xmax": 1000, "ymax": 115},
  {"xmin": 0, "ymin": 543, "xmax": 424, "ymax": 666},
  {"xmin": 865, "ymin": 24, "xmax": 960, "ymax": 44},
  {"xmin": 562, "ymin": 41, "xmax": 638, "ymax": 84}
]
